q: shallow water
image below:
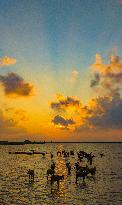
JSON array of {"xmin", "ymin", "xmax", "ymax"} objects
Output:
[{"xmin": 0, "ymin": 143, "xmax": 122, "ymax": 205}]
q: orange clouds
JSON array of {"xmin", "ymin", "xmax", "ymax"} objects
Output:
[
  {"xmin": 52, "ymin": 115, "xmax": 75, "ymax": 130},
  {"xmin": 51, "ymin": 95, "xmax": 90, "ymax": 130},
  {"xmin": 0, "ymin": 55, "xmax": 33, "ymax": 139},
  {"xmin": 51, "ymin": 92, "xmax": 122, "ymax": 132},
  {"xmin": 5, "ymin": 107, "xmax": 29, "ymax": 122},
  {"xmin": 51, "ymin": 95, "xmax": 81, "ymax": 111},
  {"xmin": 0, "ymin": 56, "xmax": 16, "ymax": 67},
  {"xmin": 0, "ymin": 72, "xmax": 33, "ymax": 97},
  {"xmin": 92, "ymin": 54, "xmax": 122, "ymax": 74},
  {"xmin": 91, "ymin": 54, "xmax": 122, "ymax": 96},
  {"xmin": 0, "ymin": 108, "xmax": 27, "ymax": 139},
  {"xmin": 0, "ymin": 55, "xmax": 34, "ymax": 98}
]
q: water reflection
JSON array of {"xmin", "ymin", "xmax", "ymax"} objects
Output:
[{"xmin": 0, "ymin": 143, "xmax": 122, "ymax": 205}]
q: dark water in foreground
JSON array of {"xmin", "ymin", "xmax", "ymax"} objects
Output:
[{"xmin": 0, "ymin": 143, "xmax": 122, "ymax": 205}]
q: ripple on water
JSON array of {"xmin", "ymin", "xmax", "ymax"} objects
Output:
[{"xmin": 0, "ymin": 143, "xmax": 122, "ymax": 205}]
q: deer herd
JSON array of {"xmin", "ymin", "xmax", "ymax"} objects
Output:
[{"xmin": 27, "ymin": 149, "xmax": 104, "ymax": 191}]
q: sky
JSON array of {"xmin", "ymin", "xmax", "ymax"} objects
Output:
[{"xmin": 0, "ymin": 0, "xmax": 122, "ymax": 141}]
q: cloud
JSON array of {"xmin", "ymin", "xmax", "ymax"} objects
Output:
[
  {"xmin": 50, "ymin": 54, "xmax": 122, "ymax": 133},
  {"xmin": 51, "ymin": 93, "xmax": 122, "ymax": 132},
  {"xmin": 0, "ymin": 109, "xmax": 27, "ymax": 138},
  {"xmin": 0, "ymin": 109, "xmax": 16, "ymax": 128},
  {"xmin": 95, "ymin": 53, "xmax": 103, "ymax": 64},
  {"xmin": 84, "ymin": 94, "xmax": 122, "ymax": 130},
  {"xmin": 52, "ymin": 115, "xmax": 75, "ymax": 129},
  {"xmin": 5, "ymin": 107, "xmax": 29, "ymax": 121},
  {"xmin": 0, "ymin": 72, "xmax": 33, "ymax": 97},
  {"xmin": 90, "ymin": 73, "xmax": 100, "ymax": 87},
  {"xmin": 51, "ymin": 95, "xmax": 81, "ymax": 112},
  {"xmin": 50, "ymin": 94, "xmax": 96, "ymax": 130},
  {"xmin": 69, "ymin": 70, "xmax": 79, "ymax": 84},
  {"xmin": 0, "ymin": 56, "xmax": 16, "ymax": 67},
  {"xmin": 90, "ymin": 54, "xmax": 122, "ymax": 96},
  {"xmin": 0, "ymin": 109, "xmax": 24, "ymax": 135},
  {"xmin": 14, "ymin": 109, "xmax": 29, "ymax": 121}
]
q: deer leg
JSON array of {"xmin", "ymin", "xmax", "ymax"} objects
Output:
[
  {"xmin": 50, "ymin": 180, "xmax": 52, "ymax": 186},
  {"xmin": 57, "ymin": 180, "xmax": 59, "ymax": 189},
  {"xmin": 28, "ymin": 175, "xmax": 30, "ymax": 182},
  {"xmin": 83, "ymin": 175, "xmax": 85, "ymax": 182}
]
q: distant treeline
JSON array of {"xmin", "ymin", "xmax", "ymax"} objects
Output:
[
  {"xmin": 0, "ymin": 140, "xmax": 121, "ymax": 145},
  {"xmin": 0, "ymin": 140, "xmax": 45, "ymax": 145}
]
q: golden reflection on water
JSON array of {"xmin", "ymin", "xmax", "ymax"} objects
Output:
[
  {"xmin": 0, "ymin": 143, "xmax": 122, "ymax": 205},
  {"xmin": 51, "ymin": 144, "xmax": 67, "ymax": 198}
]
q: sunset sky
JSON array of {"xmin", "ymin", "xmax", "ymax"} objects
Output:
[{"xmin": 0, "ymin": 0, "xmax": 122, "ymax": 141}]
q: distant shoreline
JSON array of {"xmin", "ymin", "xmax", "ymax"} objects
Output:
[{"xmin": 0, "ymin": 141, "xmax": 122, "ymax": 145}]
